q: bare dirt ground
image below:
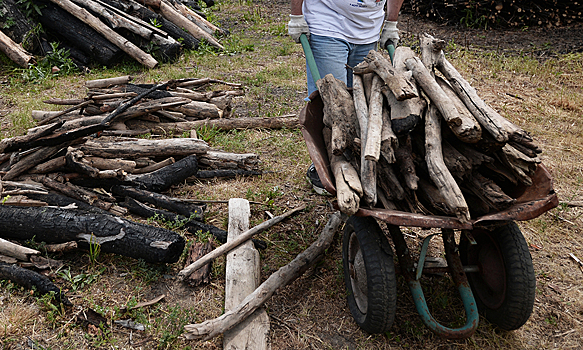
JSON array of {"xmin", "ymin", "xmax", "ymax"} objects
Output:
[{"xmin": 1, "ymin": 1, "xmax": 582, "ymax": 350}]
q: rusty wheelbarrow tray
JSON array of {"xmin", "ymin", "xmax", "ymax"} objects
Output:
[{"xmin": 299, "ymin": 90, "xmax": 559, "ymax": 339}]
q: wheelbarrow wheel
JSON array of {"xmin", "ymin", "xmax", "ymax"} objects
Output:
[
  {"xmin": 342, "ymin": 216, "xmax": 397, "ymax": 334},
  {"xmin": 460, "ymin": 222, "xmax": 535, "ymax": 331}
]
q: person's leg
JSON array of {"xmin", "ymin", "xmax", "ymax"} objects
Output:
[
  {"xmin": 306, "ymin": 34, "xmax": 350, "ymax": 96},
  {"xmin": 345, "ymin": 42, "xmax": 377, "ymax": 88}
]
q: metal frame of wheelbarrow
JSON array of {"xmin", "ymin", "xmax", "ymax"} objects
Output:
[{"xmin": 298, "ymin": 34, "xmax": 559, "ymax": 339}]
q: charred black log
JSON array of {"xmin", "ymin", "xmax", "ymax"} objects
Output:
[
  {"xmin": 0, "ymin": 206, "xmax": 185, "ymax": 263},
  {"xmin": 129, "ymin": 154, "xmax": 198, "ymax": 192},
  {"xmin": 121, "ymin": 197, "xmax": 267, "ymax": 250},
  {"xmin": 112, "ymin": 185, "xmax": 204, "ymax": 219},
  {"xmin": 0, "ymin": 263, "xmax": 71, "ymax": 305},
  {"xmin": 0, "ymin": 0, "xmax": 41, "ymax": 53},
  {"xmin": 36, "ymin": 0, "xmax": 124, "ymax": 66}
]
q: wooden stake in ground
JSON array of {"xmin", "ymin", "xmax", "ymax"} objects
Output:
[
  {"xmin": 223, "ymin": 198, "xmax": 269, "ymax": 349},
  {"xmin": 183, "ymin": 211, "xmax": 343, "ymax": 341},
  {"xmin": 177, "ymin": 205, "xmax": 306, "ymax": 281}
]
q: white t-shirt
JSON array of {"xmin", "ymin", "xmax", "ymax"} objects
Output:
[{"xmin": 303, "ymin": 0, "xmax": 386, "ymax": 44}]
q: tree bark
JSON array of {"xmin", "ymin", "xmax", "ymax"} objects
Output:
[{"xmin": 0, "ymin": 263, "xmax": 71, "ymax": 305}]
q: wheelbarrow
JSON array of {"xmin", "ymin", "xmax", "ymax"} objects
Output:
[{"xmin": 297, "ymin": 34, "xmax": 559, "ymax": 339}]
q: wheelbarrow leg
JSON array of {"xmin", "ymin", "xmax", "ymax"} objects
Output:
[{"xmin": 387, "ymin": 225, "xmax": 479, "ymax": 339}]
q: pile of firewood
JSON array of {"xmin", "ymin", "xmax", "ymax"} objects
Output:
[
  {"xmin": 403, "ymin": 0, "xmax": 583, "ymax": 28},
  {"xmin": 0, "ymin": 0, "xmax": 223, "ymax": 68},
  {"xmin": 318, "ymin": 33, "xmax": 541, "ymax": 222},
  {"xmin": 0, "ymin": 74, "xmax": 300, "ymax": 300}
]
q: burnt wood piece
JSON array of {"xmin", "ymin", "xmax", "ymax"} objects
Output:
[
  {"xmin": 40, "ymin": 177, "xmax": 115, "ymax": 212},
  {"xmin": 37, "ymin": 0, "xmax": 124, "ymax": 66},
  {"xmin": 0, "ymin": 263, "xmax": 71, "ymax": 305},
  {"xmin": 28, "ymin": 156, "xmax": 67, "ymax": 174},
  {"xmin": 377, "ymin": 159, "xmax": 405, "ymax": 201},
  {"xmin": 112, "ymin": 185, "xmax": 204, "ymax": 219},
  {"xmin": 3, "ymin": 124, "xmax": 102, "ymax": 154},
  {"xmin": 100, "ymin": 82, "xmax": 169, "ymax": 126},
  {"xmin": 317, "ymin": 74, "xmax": 358, "ymax": 156},
  {"xmin": 442, "ymin": 140, "xmax": 473, "ymax": 181},
  {"xmin": 131, "ymin": 158, "xmax": 174, "ymax": 174},
  {"xmin": 0, "ymin": 206, "xmax": 185, "ymax": 263},
  {"xmin": 121, "ymin": 83, "xmax": 174, "ymax": 99},
  {"xmin": 121, "ymin": 197, "xmax": 266, "ymax": 249},
  {"xmin": 0, "ymin": 0, "xmax": 40, "ymax": 52},
  {"xmin": 128, "ymin": 154, "xmax": 198, "ymax": 192},
  {"xmin": 3, "ymin": 143, "xmax": 74, "ymax": 181},
  {"xmin": 0, "ymin": 121, "xmax": 65, "ymax": 154},
  {"xmin": 24, "ymin": 191, "xmax": 109, "ymax": 214}
]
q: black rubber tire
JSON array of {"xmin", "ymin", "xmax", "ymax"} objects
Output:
[
  {"xmin": 460, "ymin": 222, "xmax": 536, "ymax": 331},
  {"xmin": 342, "ymin": 216, "xmax": 397, "ymax": 334}
]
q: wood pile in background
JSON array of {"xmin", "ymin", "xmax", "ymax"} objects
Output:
[
  {"xmin": 320, "ymin": 33, "xmax": 542, "ymax": 222},
  {"xmin": 0, "ymin": 0, "xmax": 222, "ymax": 68},
  {"xmin": 403, "ymin": 0, "xmax": 583, "ymax": 28}
]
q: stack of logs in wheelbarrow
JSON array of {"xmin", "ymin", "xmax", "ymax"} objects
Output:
[{"xmin": 299, "ymin": 33, "xmax": 558, "ymax": 338}]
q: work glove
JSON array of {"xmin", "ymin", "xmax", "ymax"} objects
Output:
[
  {"xmin": 379, "ymin": 21, "xmax": 399, "ymax": 49},
  {"xmin": 288, "ymin": 15, "xmax": 310, "ymax": 43}
]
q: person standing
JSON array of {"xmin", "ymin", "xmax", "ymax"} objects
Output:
[{"xmin": 288, "ymin": 0, "xmax": 404, "ymax": 194}]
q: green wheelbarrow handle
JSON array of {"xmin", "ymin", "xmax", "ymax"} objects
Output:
[{"xmin": 299, "ymin": 34, "xmax": 321, "ymax": 86}]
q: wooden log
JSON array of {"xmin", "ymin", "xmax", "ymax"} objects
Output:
[
  {"xmin": 159, "ymin": 0, "xmax": 224, "ymax": 50},
  {"xmin": 0, "ymin": 238, "xmax": 40, "ymax": 261},
  {"xmin": 0, "ymin": 195, "xmax": 47, "ymax": 207},
  {"xmin": 7, "ymin": 124, "xmax": 102, "ymax": 154},
  {"xmin": 83, "ymin": 156, "xmax": 137, "ymax": 172},
  {"xmin": 78, "ymin": 138, "xmax": 209, "ymax": 158},
  {"xmin": 352, "ymin": 74, "xmax": 376, "ymax": 207},
  {"xmin": 183, "ymin": 211, "xmax": 342, "ymax": 341},
  {"xmin": 169, "ymin": 101, "xmax": 222, "ymax": 119},
  {"xmin": 174, "ymin": 1, "xmax": 226, "ymax": 36},
  {"xmin": 353, "ymin": 50, "xmax": 418, "ymax": 101},
  {"xmin": 184, "ymin": 241, "xmax": 213, "ymax": 286},
  {"xmin": 177, "ymin": 205, "xmax": 306, "ymax": 281},
  {"xmin": 223, "ymin": 199, "xmax": 270, "ymax": 349},
  {"xmin": 463, "ymin": 172, "xmax": 515, "ymax": 212},
  {"xmin": 442, "ymin": 140, "xmax": 473, "ymax": 181},
  {"xmin": 420, "ymin": 33, "xmax": 446, "ymax": 75},
  {"xmin": 323, "ymin": 128, "xmax": 362, "ymax": 215},
  {"xmin": 85, "ymin": 75, "xmax": 132, "ymax": 89},
  {"xmin": 0, "ymin": 0, "xmax": 40, "ymax": 53},
  {"xmin": 496, "ymin": 144, "xmax": 540, "ymax": 186},
  {"xmin": 405, "ymin": 56, "xmax": 463, "ymax": 128},
  {"xmin": 435, "ymin": 51, "xmax": 508, "ymax": 142},
  {"xmin": 125, "ymin": 115, "xmax": 299, "ymax": 134},
  {"xmin": 199, "ymin": 151, "xmax": 260, "ymax": 172},
  {"xmin": 47, "ymin": 0, "xmax": 158, "ymax": 67},
  {"xmin": 317, "ymin": 74, "xmax": 358, "ymax": 156},
  {"xmin": 112, "ymin": 185, "xmax": 204, "ymax": 219},
  {"xmin": 0, "ymin": 121, "xmax": 64, "ymax": 154},
  {"xmin": 44, "ymin": 241, "xmax": 78, "ymax": 254},
  {"xmin": 364, "ymin": 75, "xmax": 384, "ymax": 162},
  {"xmin": 425, "ymin": 104, "xmax": 470, "ymax": 222},
  {"xmin": 436, "ymin": 76, "xmax": 482, "ymax": 143},
  {"xmin": 380, "ymin": 104, "xmax": 398, "ymax": 164},
  {"xmin": 416, "ymin": 177, "xmax": 453, "ymax": 216},
  {"xmin": 377, "ymin": 159, "xmax": 405, "ymax": 201},
  {"xmin": 0, "ymin": 263, "xmax": 70, "ymax": 305},
  {"xmin": 40, "ymin": 176, "xmax": 115, "ymax": 212},
  {"xmin": 37, "ymin": 0, "xmax": 124, "ymax": 66},
  {"xmin": 127, "ymin": 154, "xmax": 197, "ymax": 192},
  {"xmin": 0, "ymin": 205, "xmax": 186, "ymax": 263},
  {"xmin": 0, "ymin": 29, "xmax": 35, "ymax": 68}
]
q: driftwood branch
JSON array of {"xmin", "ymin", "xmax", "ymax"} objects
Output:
[
  {"xmin": 183, "ymin": 211, "xmax": 342, "ymax": 340},
  {"xmin": 177, "ymin": 205, "xmax": 306, "ymax": 281}
]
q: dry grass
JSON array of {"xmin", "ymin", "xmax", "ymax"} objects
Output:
[{"xmin": 1, "ymin": 0, "xmax": 583, "ymax": 349}]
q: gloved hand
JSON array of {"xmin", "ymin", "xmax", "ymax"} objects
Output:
[
  {"xmin": 379, "ymin": 21, "xmax": 399, "ymax": 49},
  {"xmin": 288, "ymin": 15, "xmax": 310, "ymax": 43}
]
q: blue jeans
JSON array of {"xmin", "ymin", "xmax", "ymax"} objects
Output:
[{"xmin": 306, "ymin": 34, "xmax": 377, "ymax": 97}]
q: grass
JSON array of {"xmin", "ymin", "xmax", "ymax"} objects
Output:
[{"xmin": 1, "ymin": 0, "xmax": 583, "ymax": 349}]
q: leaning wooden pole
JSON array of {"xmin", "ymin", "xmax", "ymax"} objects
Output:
[{"xmin": 183, "ymin": 211, "xmax": 343, "ymax": 341}]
